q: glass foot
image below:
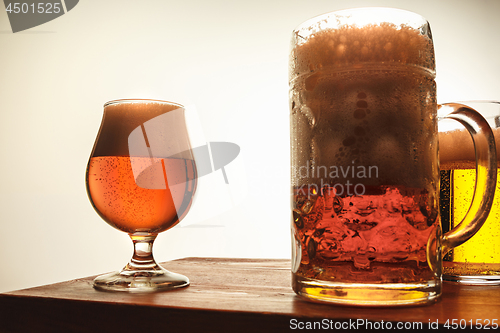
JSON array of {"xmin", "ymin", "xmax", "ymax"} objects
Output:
[
  {"xmin": 443, "ymin": 263, "xmax": 500, "ymax": 285},
  {"xmin": 93, "ymin": 265, "xmax": 189, "ymax": 293},
  {"xmin": 443, "ymin": 274, "xmax": 500, "ymax": 285}
]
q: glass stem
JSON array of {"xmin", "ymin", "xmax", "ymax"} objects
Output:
[{"xmin": 126, "ymin": 233, "xmax": 160, "ymax": 271}]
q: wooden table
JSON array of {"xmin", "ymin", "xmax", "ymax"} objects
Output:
[{"xmin": 0, "ymin": 258, "xmax": 499, "ymax": 332}]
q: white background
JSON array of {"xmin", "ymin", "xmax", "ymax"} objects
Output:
[{"xmin": 0, "ymin": 0, "xmax": 498, "ymax": 292}]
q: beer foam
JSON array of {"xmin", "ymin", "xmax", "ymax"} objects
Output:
[
  {"xmin": 290, "ymin": 22, "xmax": 435, "ymax": 80},
  {"xmin": 290, "ymin": 13, "xmax": 438, "ymax": 190},
  {"xmin": 439, "ymin": 127, "xmax": 500, "ymax": 169}
]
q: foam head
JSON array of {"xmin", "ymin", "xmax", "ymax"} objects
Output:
[{"xmin": 290, "ymin": 8, "xmax": 435, "ymax": 82}]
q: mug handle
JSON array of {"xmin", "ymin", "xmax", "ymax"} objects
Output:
[{"xmin": 438, "ymin": 103, "xmax": 497, "ymax": 256}]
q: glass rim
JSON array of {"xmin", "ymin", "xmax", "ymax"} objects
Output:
[
  {"xmin": 454, "ymin": 100, "xmax": 500, "ymax": 106},
  {"xmin": 293, "ymin": 7, "xmax": 429, "ymax": 35},
  {"xmin": 103, "ymin": 99, "xmax": 184, "ymax": 108},
  {"xmin": 439, "ymin": 100, "xmax": 500, "ymax": 131}
]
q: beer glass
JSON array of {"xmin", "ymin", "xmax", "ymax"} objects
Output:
[
  {"xmin": 289, "ymin": 8, "xmax": 497, "ymax": 306},
  {"xmin": 440, "ymin": 101, "xmax": 500, "ymax": 285},
  {"xmin": 86, "ymin": 99, "xmax": 197, "ymax": 292}
]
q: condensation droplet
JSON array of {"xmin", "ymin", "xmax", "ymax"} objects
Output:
[
  {"xmin": 353, "ymin": 109, "xmax": 366, "ymax": 119},
  {"xmin": 357, "ymin": 100, "xmax": 368, "ymax": 108}
]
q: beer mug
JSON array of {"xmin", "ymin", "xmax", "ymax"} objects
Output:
[
  {"xmin": 440, "ymin": 101, "xmax": 500, "ymax": 285},
  {"xmin": 289, "ymin": 8, "xmax": 497, "ymax": 306}
]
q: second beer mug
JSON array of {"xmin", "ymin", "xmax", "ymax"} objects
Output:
[
  {"xmin": 440, "ymin": 101, "xmax": 500, "ymax": 285},
  {"xmin": 289, "ymin": 8, "xmax": 497, "ymax": 306}
]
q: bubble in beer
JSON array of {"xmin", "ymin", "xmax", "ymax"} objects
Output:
[
  {"xmin": 307, "ymin": 237, "xmax": 317, "ymax": 259},
  {"xmin": 357, "ymin": 92, "xmax": 367, "ymax": 99},
  {"xmin": 293, "ymin": 210, "xmax": 305, "ymax": 229},
  {"xmin": 357, "ymin": 100, "xmax": 368, "ymax": 108},
  {"xmin": 332, "ymin": 196, "xmax": 343, "ymax": 214},
  {"xmin": 354, "ymin": 109, "xmax": 366, "ymax": 119}
]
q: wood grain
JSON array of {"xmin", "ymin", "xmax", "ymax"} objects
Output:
[{"xmin": 0, "ymin": 258, "xmax": 498, "ymax": 332}]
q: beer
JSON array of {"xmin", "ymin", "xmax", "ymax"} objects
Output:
[
  {"xmin": 293, "ymin": 185, "xmax": 438, "ymax": 284},
  {"xmin": 87, "ymin": 100, "xmax": 198, "ymax": 234},
  {"xmin": 290, "ymin": 19, "xmax": 439, "ymax": 290},
  {"xmin": 87, "ymin": 156, "xmax": 196, "ymax": 234},
  {"xmin": 439, "ymin": 122, "xmax": 500, "ymax": 281}
]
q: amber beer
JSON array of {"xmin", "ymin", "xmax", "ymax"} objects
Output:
[
  {"xmin": 87, "ymin": 156, "xmax": 196, "ymax": 234},
  {"xmin": 439, "ymin": 117, "xmax": 500, "ymax": 282},
  {"xmin": 86, "ymin": 100, "xmax": 197, "ymax": 235}
]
